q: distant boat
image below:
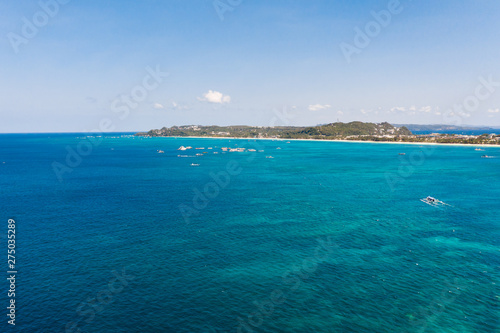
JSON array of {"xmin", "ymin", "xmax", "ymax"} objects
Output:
[
  {"xmin": 158, "ymin": 150, "xmax": 165, "ymax": 153},
  {"xmin": 420, "ymin": 196, "xmax": 452, "ymax": 207},
  {"xmin": 481, "ymin": 155, "xmax": 492, "ymax": 158},
  {"xmin": 178, "ymin": 146, "xmax": 187, "ymax": 151},
  {"xmin": 399, "ymin": 153, "xmax": 406, "ymax": 155},
  {"xmin": 266, "ymin": 156, "xmax": 274, "ymax": 159},
  {"xmin": 424, "ymin": 196, "xmax": 436, "ymax": 203},
  {"xmin": 190, "ymin": 163, "xmax": 200, "ymax": 166},
  {"xmin": 475, "ymin": 148, "xmax": 485, "ymax": 151}
]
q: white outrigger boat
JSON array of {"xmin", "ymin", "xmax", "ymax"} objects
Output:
[{"xmin": 420, "ymin": 196, "xmax": 452, "ymax": 207}]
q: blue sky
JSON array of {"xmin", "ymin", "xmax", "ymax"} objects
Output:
[{"xmin": 1, "ymin": 0, "xmax": 500, "ymax": 132}]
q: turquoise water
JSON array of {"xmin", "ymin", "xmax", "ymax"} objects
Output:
[{"xmin": 0, "ymin": 134, "xmax": 499, "ymax": 332}]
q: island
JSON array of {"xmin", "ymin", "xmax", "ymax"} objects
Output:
[{"xmin": 135, "ymin": 122, "xmax": 500, "ymax": 145}]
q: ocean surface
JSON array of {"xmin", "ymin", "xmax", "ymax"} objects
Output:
[{"xmin": 0, "ymin": 133, "xmax": 499, "ymax": 333}]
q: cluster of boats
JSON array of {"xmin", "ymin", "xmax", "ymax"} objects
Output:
[
  {"xmin": 475, "ymin": 148, "xmax": 496, "ymax": 158},
  {"xmin": 222, "ymin": 147, "xmax": 245, "ymax": 152},
  {"xmin": 177, "ymin": 146, "xmax": 265, "ymax": 153},
  {"xmin": 169, "ymin": 145, "xmax": 273, "ymax": 165}
]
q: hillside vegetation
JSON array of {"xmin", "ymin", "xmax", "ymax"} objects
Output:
[{"xmin": 137, "ymin": 122, "xmax": 412, "ymax": 139}]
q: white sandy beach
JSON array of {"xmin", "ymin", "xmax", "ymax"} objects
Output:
[{"xmin": 149, "ymin": 136, "xmax": 500, "ymax": 148}]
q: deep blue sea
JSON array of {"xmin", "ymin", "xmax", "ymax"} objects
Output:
[{"xmin": 0, "ymin": 133, "xmax": 499, "ymax": 333}]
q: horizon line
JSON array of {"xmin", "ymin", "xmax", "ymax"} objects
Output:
[{"xmin": 1, "ymin": 123, "xmax": 500, "ymax": 134}]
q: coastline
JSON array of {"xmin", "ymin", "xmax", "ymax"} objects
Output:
[{"xmin": 140, "ymin": 135, "xmax": 500, "ymax": 148}]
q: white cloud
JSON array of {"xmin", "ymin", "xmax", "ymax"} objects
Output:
[
  {"xmin": 337, "ymin": 110, "xmax": 344, "ymax": 115},
  {"xmin": 198, "ymin": 90, "xmax": 231, "ymax": 104},
  {"xmin": 390, "ymin": 106, "xmax": 406, "ymax": 112},
  {"xmin": 153, "ymin": 103, "xmax": 164, "ymax": 109},
  {"xmin": 420, "ymin": 106, "xmax": 432, "ymax": 113},
  {"xmin": 308, "ymin": 104, "xmax": 331, "ymax": 111},
  {"xmin": 487, "ymin": 108, "xmax": 499, "ymax": 113},
  {"xmin": 409, "ymin": 105, "xmax": 416, "ymax": 111}
]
